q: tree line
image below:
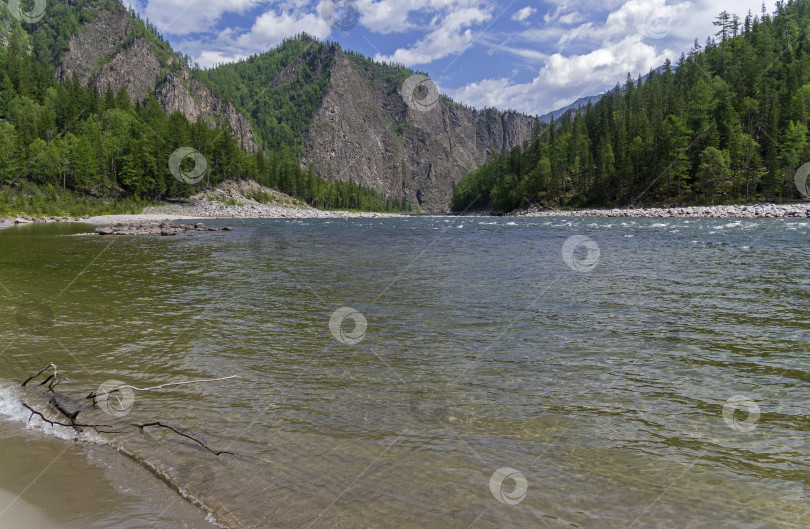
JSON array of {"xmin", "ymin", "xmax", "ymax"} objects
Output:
[
  {"xmin": 452, "ymin": 0, "xmax": 810, "ymax": 212},
  {"xmin": 0, "ymin": 24, "xmax": 407, "ymax": 212}
]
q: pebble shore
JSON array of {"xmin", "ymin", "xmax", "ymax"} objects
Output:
[{"xmin": 512, "ymin": 203, "xmax": 810, "ymax": 218}]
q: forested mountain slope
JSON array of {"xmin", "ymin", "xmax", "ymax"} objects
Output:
[
  {"xmin": 0, "ymin": 0, "xmax": 408, "ymax": 211},
  {"xmin": 452, "ymin": 0, "xmax": 810, "ymax": 212},
  {"xmin": 199, "ymin": 37, "xmax": 537, "ymax": 212}
]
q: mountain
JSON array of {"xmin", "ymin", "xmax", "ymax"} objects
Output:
[
  {"xmin": 1, "ymin": 0, "xmax": 537, "ymax": 212},
  {"xmin": 452, "ymin": 0, "xmax": 810, "ymax": 212},
  {"xmin": 0, "ymin": 2, "xmax": 407, "ymax": 212},
  {"xmin": 25, "ymin": 0, "xmax": 260, "ymax": 154},
  {"xmin": 537, "ymin": 67, "xmax": 670, "ymax": 124},
  {"xmin": 198, "ymin": 38, "xmax": 537, "ymax": 212},
  {"xmin": 538, "ymin": 95, "xmax": 603, "ymax": 124}
]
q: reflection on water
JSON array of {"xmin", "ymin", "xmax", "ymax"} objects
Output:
[{"xmin": 0, "ymin": 217, "xmax": 809, "ymax": 528}]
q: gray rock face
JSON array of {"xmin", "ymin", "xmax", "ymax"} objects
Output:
[
  {"xmin": 156, "ymin": 69, "xmax": 260, "ymax": 154},
  {"xmin": 53, "ymin": 3, "xmax": 259, "ymax": 152},
  {"xmin": 95, "ymin": 37, "xmax": 161, "ymax": 103},
  {"xmin": 302, "ymin": 50, "xmax": 536, "ymax": 212}
]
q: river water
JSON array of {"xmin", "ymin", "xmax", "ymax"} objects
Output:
[{"xmin": 0, "ymin": 216, "xmax": 808, "ymax": 528}]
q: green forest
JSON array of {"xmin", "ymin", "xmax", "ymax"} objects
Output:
[
  {"xmin": 0, "ymin": 3, "xmax": 408, "ymax": 215},
  {"xmin": 452, "ymin": 0, "xmax": 810, "ymax": 212},
  {"xmin": 196, "ymin": 36, "xmax": 335, "ymax": 155}
]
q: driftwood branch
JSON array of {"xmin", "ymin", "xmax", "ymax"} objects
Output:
[
  {"xmin": 19, "ymin": 365, "xmax": 269, "ymax": 463},
  {"xmin": 134, "ymin": 421, "xmax": 240, "ymax": 457},
  {"xmin": 85, "ymin": 376, "xmax": 238, "ymax": 404},
  {"xmin": 22, "ymin": 363, "xmax": 61, "ymax": 392},
  {"xmin": 21, "ymin": 402, "xmax": 120, "ymax": 434}
]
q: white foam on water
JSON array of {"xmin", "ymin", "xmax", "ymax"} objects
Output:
[
  {"xmin": 0, "ymin": 383, "xmax": 102, "ymax": 443},
  {"xmin": 721, "ymin": 221, "xmax": 743, "ymax": 228},
  {"xmin": 650, "ymin": 223, "xmax": 669, "ymax": 228},
  {"xmin": 505, "ymin": 222, "xmax": 517, "ymax": 226}
]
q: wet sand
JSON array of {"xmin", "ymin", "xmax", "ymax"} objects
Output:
[{"xmin": 0, "ymin": 431, "xmax": 219, "ymax": 528}]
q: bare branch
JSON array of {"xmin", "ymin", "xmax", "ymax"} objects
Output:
[
  {"xmin": 20, "ymin": 367, "xmax": 268, "ymax": 464},
  {"xmin": 86, "ymin": 376, "xmax": 238, "ymax": 402},
  {"xmin": 133, "ymin": 421, "xmax": 240, "ymax": 457},
  {"xmin": 22, "ymin": 363, "xmax": 60, "ymax": 392},
  {"xmin": 21, "ymin": 402, "xmax": 120, "ymax": 434}
]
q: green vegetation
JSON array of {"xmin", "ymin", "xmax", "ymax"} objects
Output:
[
  {"xmin": 0, "ymin": 13, "xmax": 408, "ymax": 213},
  {"xmin": 452, "ymin": 0, "xmax": 810, "ymax": 212},
  {"xmin": 196, "ymin": 35, "xmax": 410, "ymax": 211},
  {"xmin": 0, "ymin": 182, "xmax": 149, "ymax": 217},
  {"xmin": 245, "ymin": 189, "xmax": 275, "ymax": 204},
  {"xmin": 196, "ymin": 36, "xmax": 334, "ymax": 154}
]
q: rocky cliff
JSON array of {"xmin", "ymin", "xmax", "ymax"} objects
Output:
[
  {"xmin": 52, "ymin": 1, "xmax": 258, "ymax": 153},
  {"xmin": 301, "ymin": 49, "xmax": 536, "ymax": 212}
]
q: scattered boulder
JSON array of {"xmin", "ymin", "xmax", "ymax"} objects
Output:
[{"xmin": 91, "ymin": 220, "xmax": 236, "ymax": 236}]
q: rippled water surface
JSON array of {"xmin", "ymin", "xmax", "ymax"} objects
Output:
[{"xmin": 1, "ymin": 217, "xmax": 808, "ymax": 528}]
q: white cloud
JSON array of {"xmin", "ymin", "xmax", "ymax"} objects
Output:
[
  {"xmin": 230, "ymin": 8, "xmax": 332, "ymax": 50},
  {"xmin": 374, "ymin": 4, "xmax": 492, "ymax": 66},
  {"xmin": 452, "ymin": 35, "xmax": 671, "ymax": 114},
  {"xmin": 512, "ymin": 6, "xmax": 536, "ymax": 22},
  {"xmin": 195, "ymin": 50, "xmax": 249, "ymax": 68},
  {"xmin": 144, "ymin": 0, "xmax": 263, "ymax": 36}
]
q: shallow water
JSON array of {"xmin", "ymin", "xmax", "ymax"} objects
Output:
[{"xmin": 0, "ymin": 217, "xmax": 809, "ymax": 528}]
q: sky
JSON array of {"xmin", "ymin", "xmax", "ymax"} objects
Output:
[{"xmin": 130, "ymin": 0, "xmax": 772, "ymax": 116}]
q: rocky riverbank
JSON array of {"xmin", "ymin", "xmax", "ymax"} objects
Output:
[
  {"xmin": 91, "ymin": 220, "xmax": 234, "ymax": 236},
  {"xmin": 2, "ymin": 215, "xmax": 90, "ymax": 227},
  {"xmin": 512, "ymin": 202, "xmax": 810, "ymax": 218},
  {"xmin": 83, "ymin": 180, "xmax": 406, "ymax": 224}
]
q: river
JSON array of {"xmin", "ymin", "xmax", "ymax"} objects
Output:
[{"xmin": 0, "ymin": 216, "xmax": 808, "ymax": 528}]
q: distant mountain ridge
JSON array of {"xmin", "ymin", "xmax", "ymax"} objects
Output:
[
  {"xmin": 199, "ymin": 37, "xmax": 538, "ymax": 211},
  {"xmin": 1, "ymin": 0, "xmax": 538, "ymax": 211},
  {"xmin": 538, "ymin": 95, "xmax": 604, "ymax": 124}
]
